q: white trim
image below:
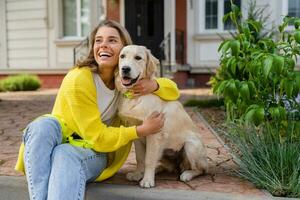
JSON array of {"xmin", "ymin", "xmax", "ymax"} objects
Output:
[
  {"xmin": 76, "ymin": 0, "xmax": 81, "ymax": 37},
  {"xmin": 120, "ymin": 0, "xmax": 125, "ymax": 26},
  {"xmin": 54, "ymin": 38, "xmax": 85, "ymax": 46},
  {"xmin": 282, "ymin": 0, "xmax": 288, "ymax": 15},
  {"xmin": 0, "ymin": 0, "xmax": 8, "ymax": 69},
  {"xmin": 187, "ymin": 0, "xmax": 196, "ymax": 66}
]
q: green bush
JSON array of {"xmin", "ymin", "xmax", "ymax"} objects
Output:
[
  {"xmin": 209, "ymin": 1, "xmax": 300, "ymax": 125},
  {"xmin": 0, "ymin": 74, "xmax": 41, "ymax": 92},
  {"xmin": 228, "ymin": 121, "xmax": 300, "ymax": 197},
  {"xmin": 184, "ymin": 98, "xmax": 224, "ymax": 108}
]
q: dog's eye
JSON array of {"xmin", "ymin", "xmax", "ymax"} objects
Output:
[
  {"xmin": 135, "ymin": 56, "xmax": 142, "ymax": 60},
  {"xmin": 120, "ymin": 54, "xmax": 125, "ymax": 59}
]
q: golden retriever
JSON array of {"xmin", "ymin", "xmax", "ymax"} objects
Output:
[{"xmin": 115, "ymin": 45, "xmax": 208, "ymax": 188}]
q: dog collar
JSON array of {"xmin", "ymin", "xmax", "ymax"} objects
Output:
[{"xmin": 123, "ymin": 91, "xmax": 134, "ymax": 99}]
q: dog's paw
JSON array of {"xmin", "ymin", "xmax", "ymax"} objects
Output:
[
  {"xmin": 126, "ymin": 171, "xmax": 144, "ymax": 182},
  {"xmin": 139, "ymin": 178, "xmax": 155, "ymax": 188},
  {"xmin": 180, "ymin": 171, "xmax": 194, "ymax": 182}
]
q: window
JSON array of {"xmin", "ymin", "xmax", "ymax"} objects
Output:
[
  {"xmin": 288, "ymin": 0, "xmax": 300, "ymax": 18},
  {"xmin": 62, "ymin": 0, "xmax": 90, "ymax": 38},
  {"xmin": 203, "ymin": 0, "xmax": 241, "ymax": 32},
  {"xmin": 205, "ymin": 0, "xmax": 218, "ymax": 29}
]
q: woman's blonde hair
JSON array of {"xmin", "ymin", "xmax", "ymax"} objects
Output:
[{"xmin": 77, "ymin": 20, "xmax": 133, "ymax": 72}]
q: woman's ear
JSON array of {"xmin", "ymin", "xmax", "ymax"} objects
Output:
[{"xmin": 146, "ymin": 49, "xmax": 159, "ymax": 78}]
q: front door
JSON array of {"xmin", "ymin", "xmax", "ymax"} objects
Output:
[{"xmin": 125, "ymin": 0, "xmax": 164, "ymax": 59}]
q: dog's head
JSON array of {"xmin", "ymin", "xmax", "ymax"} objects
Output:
[{"xmin": 115, "ymin": 45, "xmax": 159, "ymax": 91}]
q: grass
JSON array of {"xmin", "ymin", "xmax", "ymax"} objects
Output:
[{"xmin": 227, "ymin": 121, "xmax": 300, "ymax": 197}]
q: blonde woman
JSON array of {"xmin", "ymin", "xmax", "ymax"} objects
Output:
[{"xmin": 15, "ymin": 20, "xmax": 179, "ymax": 200}]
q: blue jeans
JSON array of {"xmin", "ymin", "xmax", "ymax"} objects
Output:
[{"xmin": 23, "ymin": 117, "xmax": 107, "ymax": 200}]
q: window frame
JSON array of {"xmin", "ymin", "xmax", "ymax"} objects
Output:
[
  {"xmin": 282, "ymin": 0, "xmax": 300, "ymax": 28},
  {"xmin": 199, "ymin": 0, "xmax": 242, "ymax": 33},
  {"xmin": 61, "ymin": 0, "xmax": 90, "ymax": 39}
]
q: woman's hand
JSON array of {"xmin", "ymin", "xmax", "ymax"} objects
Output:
[
  {"xmin": 132, "ymin": 79, "xmax": 159, "ymax": 97},
  {"xmin": 136, "ymin": 111, "xmax": 165, "ymax": 137}
]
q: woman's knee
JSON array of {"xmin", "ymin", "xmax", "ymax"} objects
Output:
[
  {"xmin": 51, "ymin": 144, "xmax": 82, "ymax": 166},
  {"xmin": 23, "ymin": 117, "xmax": 62, "ymax": 144}
]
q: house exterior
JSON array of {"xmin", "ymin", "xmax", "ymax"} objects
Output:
[{"xmin": 0, "ymin": 0, "xmax": 299, "ymax": 88}]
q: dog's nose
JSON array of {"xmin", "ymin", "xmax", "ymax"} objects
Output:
[{"xmin": 121, "ymin": 66, "xmax": 131, "ymax": 74}]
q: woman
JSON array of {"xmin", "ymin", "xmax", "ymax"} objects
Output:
[{"xmin": 15, "ymin": 20, "xmax": 179, "ymax": 200}]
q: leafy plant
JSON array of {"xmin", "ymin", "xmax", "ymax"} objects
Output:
[
  {"xmin": 184, "ymin": 98, "xmax": 224, "ymax": 108},
  {"xmin": 0, "ymin": 74, "xmax": 41, "ymax": 92},
  {"xmin": 227, "ymin": 121, "xmax": 300, "ymax": 197},
  {"xmin": 210, "ymin": 1, "xmax": 300, "ymax": 125}
]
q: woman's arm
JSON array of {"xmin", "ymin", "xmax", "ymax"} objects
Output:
[{"xmin": 132, "ymin": 78, "xmax": 180, "ymax": 100}]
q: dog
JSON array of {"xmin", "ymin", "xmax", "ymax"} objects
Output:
[{"xmin": 115, "ymin": 45, "xmax": 208, "ymax": 188}]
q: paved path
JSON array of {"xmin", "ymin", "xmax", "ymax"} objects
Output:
[{"xmin": 0, "ymin": 89, "xmax": 270, "ymax": 198}]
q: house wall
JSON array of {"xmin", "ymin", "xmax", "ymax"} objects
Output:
[{"xmin": 2, "ymin": 0, "xmax": 48, "ymax": 70}]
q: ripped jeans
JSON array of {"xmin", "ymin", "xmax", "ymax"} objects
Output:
[{"xmin": 23, "ymin": 117, "xmax": 107, "ymax": 200}]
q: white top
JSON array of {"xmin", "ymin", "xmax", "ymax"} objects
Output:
[{"xmin": 92, "ymin": 73, "xmax": 120, "ymax": 125}]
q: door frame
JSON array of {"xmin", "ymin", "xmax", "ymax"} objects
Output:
[{"xmin": 119, "ymin": 0, "xmax": 176, "ymax": 66}]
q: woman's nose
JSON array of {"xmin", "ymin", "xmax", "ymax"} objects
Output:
[{"xmin": 99, "ymin": 41, "xmax": 108, "ymax": 48}]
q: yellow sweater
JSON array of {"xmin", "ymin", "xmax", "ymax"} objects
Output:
[{"xmin": 15, "ymin": 67, "xmax": 179, "ymax": 182}]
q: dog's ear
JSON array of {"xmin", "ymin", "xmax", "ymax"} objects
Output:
[{"xmin": 146, "ymin": 49, "xmax": 159, "ymax": 78}]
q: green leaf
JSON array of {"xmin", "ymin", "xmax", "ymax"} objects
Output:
[
  {"xmin": 219, "ymin": 40, "xmax": 231, "ymax": 54},
  {"xmin": 263, "ymin": 56, "xmax": 273, "ymax": 79},
  {"xmin": 240, "ymin": 82, "xmax": 250, "ymax": 101},
  {"xmin": 229, "ymin": 59, "xmax": 237, "ymax": 75},
  {"xmin": 245, "ymin": 108, "xmax": 256, "ymax": 124},
  {"xmin": 285, "ymin": 80, "xmax": 294, "ymax": 98},
  {"xmin": 223, "ymin": 13, "xmax": 230, "ymax": 23},
  {"xmin": 272, "ymin": 55, "xmax": 284, "ymax": 75},
  {"xmin": 269, "ymin": 107, "xmax": 281, "ymax": 120},
  {"xmin": 294, "ymin": 30, "xmax": 300, "ymax": 43},
  {"xmin": 215, "ymin": 80, "xmax": 227, "ymax": 94},
  {"xmin": 243, "ymin": 25, "xmax": 251, "ymax": 40},
  {"xmin": 230, "ymin": 40, "xmax": 240, "ymax": 56},
  {"xmin": 247, "ymin": 80, "xmax": 256, "ymax": 97},
  {"xmin": 218, "ymin": 40, "xmax": 230, "ymax": 52},
  {"xmin": 278, "ymin": 106, "xmax": 287, "ymax": 120},
  {"xmin": 295, "ymin": 18, "xmax": 300, "ymax": 29},
  {"xmin": 254, "ymin": 107, "xmax": 265, "ymax": 126}
]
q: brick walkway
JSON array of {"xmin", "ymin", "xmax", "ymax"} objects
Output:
[{"xmin": 0, "ymin": 89, "xmax": 269, "ymax": 197}]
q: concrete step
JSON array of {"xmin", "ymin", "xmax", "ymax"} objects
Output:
[{"xmin": 0, "ymin": 176, "xmax": 281, "ymax": 200}]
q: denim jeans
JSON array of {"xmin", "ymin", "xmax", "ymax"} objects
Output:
[{"xmin": 23, "ymin": 117, "xmax": 107, "ymax": 200}]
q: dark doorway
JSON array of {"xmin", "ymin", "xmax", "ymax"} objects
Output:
[{"xmin": 125, "ymin": 0, "xmax": 164, "ymax": 59}]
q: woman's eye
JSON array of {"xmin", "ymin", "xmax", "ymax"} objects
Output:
[
  {"xmin": 120, "ymin": 54, "xmax": 125, "ymax": 59},
  {"xmin": 135, "ymin": 56, "xmax": 142, "ymax": 60},
  {"xmin": 95, "ymin": 39, "xmax": 101, "ymax": 43}
]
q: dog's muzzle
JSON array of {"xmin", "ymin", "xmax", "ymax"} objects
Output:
[{"xmin": 120, "ymin": 67, "xmax": 139, "ymax": 87}]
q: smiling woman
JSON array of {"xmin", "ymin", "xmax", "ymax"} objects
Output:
[{"xmin": 15, "ymin": 20, "xmax": 180, "ymax": 200}]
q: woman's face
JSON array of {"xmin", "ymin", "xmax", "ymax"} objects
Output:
[{"xmin": 93, "ymin": 26, "xmax": 124, "ymax": 70}]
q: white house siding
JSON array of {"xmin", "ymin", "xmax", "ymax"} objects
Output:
[{"xmin": 6, "ymin": 0, "xmax": 48, "ymax": 69}]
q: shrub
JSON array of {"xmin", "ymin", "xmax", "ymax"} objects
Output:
[
  {"xmin": 209, "ymin": 1, "xmax": 300, "ymax": 125},
  {"xmin": 184, "ymin": 98, "xmax": 224, "ymax": 108},
  {"xmin": 0, "ymin": 74, "xmax": 41, "ymax": 92},
  {"xmin": 228, "ymin": 121, "xmax": 300, "ymax": 197}
]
